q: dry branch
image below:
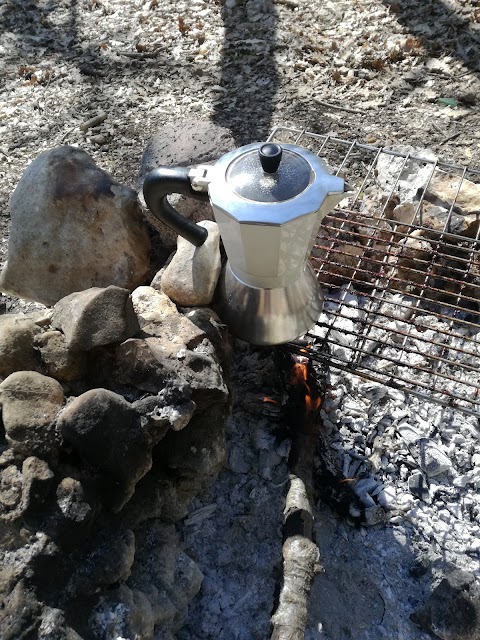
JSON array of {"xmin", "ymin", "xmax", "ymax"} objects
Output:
[{"xmin": 270, "ymin": 350, "xmax": 326, "ymax": 640}]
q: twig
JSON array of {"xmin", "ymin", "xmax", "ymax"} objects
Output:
[
  {"xmin": 79, "ymin": 112, "xmax": 107, "ymax": 132},
  {"xmin": 438, "ymin": 131, "xmax": 461, "ymax": 146},
  {"xmin": 313, "ymin": 97, "xmax": 369, "ymax": 115},
  {"xmin": 117, "ymin": 51, "xmax": 159, "ymax": 59}
]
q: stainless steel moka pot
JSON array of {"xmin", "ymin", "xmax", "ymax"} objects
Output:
[{"xmin": 143, "ymin": 142, "xmax": 350, "ymax": 345}]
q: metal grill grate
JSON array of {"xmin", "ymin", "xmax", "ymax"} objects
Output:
[{"xmin": 268, "ymin": 126, "xmax": 480, "ymax": 417}]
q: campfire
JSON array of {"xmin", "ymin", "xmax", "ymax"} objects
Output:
[{"xmin": 1, "ymin": 124, "xmax": 480, "ymax": 640}]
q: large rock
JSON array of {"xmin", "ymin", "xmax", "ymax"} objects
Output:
[
  {"xmin": 0, "ymin": 146, "xmax": 151, "ymax": 306},
  {"xmin": 138, "ymin": 120, "xmax": 235, "ymax": 249},
  {"xmin": 0, "ymin": 371, "xmax": 64, "ymax": 459},
  {"xmin": 112, "ymin": 287, "xmax": 231, "ymax": 524},
  {"xmin": 161, "ymin": 220, "xmax": 222, "ymax": 306},
  {"xmin": 69, "ymin": 529, "xmax": 136, "ymax": 597},
  {"xmin": 128, "ymin": 521, "xmax": 203, "ymax": 631},
  {"xmin": 34, "ymin": 331, "xmax": 87, "ymax": 382},
  {"xmin": 115, "ymin": 336, "xmax": 228, "ymax": 407},
  {"xmin": 58, "ymin": 389, "xmax": 158, "ymax": 512},
  {"xmin": 375, "ymin": 146, "xmax": 437, "ymax": 202},
  {"xmin": 54, "ymin": 477, "xmax": 94, "ymax": 537},
  {"xmin": 120, "ymin": 286, "xmax": 230, "ymax": 407},
  {"xmin": 411, "ymin": 569, "xmax": 480, "ymax": 640},
  {"xmin": 0, "ymin": 465, "xmax": 23, "ymax": 519},
  {"xmin": 52, "ymin": 286, "xmax": 140, "ymax": 351},
  {"xmin": 0, "ymin": 315, "xmax": 43, "ymax": 377}
]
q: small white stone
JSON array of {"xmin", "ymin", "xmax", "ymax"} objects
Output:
[
  {"xmin": 397, "ymin": 422, "xmax": 423, "ymax": 444},
  {"xmin": 161, "ymin": 221, "xmax": 222, "ymax": 307},
  {"xmin": 453, "ymin": 475, "xmax": 470, "ymax": 488}
]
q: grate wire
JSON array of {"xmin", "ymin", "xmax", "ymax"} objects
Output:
[{"xmin": 269, "ymin": 126, "xmax": 480, "ymax": 416}]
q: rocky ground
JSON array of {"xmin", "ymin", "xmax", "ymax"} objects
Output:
[{"xmin": 2, "ymin": 1, "xmax": 480, "ymax": 639}]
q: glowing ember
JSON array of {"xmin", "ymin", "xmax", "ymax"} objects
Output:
[{"xmin": 262, "ymin": 396, "xmax": 279, "ymax": 405}]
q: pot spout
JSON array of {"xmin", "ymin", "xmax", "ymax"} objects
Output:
[{"xmin": 317, "ymin": 178, "xmax": 354, "ymax": 219}]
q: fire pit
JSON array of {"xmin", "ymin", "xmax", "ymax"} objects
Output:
[{"xmin": 179, "ymin": 127, "xmax": 480, "ymax": 640}]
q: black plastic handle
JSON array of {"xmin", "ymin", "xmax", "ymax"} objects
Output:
[{"xmin": 143, "ymin": 166, "xmax": 210, "ymax": 247}]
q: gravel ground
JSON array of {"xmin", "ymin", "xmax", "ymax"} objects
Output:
[{"xmin": 2, "ymin": 1, "xmax": 480, "ymax": 639}]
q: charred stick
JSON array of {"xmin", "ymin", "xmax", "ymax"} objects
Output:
[{"xmin": 270, "ymin": 348, "xmax": 326, "ymax": 640}]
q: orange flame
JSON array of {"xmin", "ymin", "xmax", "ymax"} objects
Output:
[
  {"xmin": 306, "ymin": 395, "xmax": 322, "ymax": 413},
  {"xmin": 262, "ymin": 396, "xmax": 279, "ymax": 405},
  {"xmin": 291, "ymin": 362, "xmax": 308, "ymax": 385},
  {"xmin": 290, "ymin": 361, "xmax": 321, "ymax": 415}
]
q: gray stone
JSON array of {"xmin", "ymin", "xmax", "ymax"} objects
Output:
[
  {"xmin": 0, "ymin": 371, "xmax": 64, "ymax": 459},
  {"xmin": 0, "ymin": 579, "xmax": 41, "ymax": 640},
  {"xmin": 161, "ymin": 221, "xmax": 222, "ymax": 306},
  {"xmin": 52, "ymin": 286, "xmax": 140, "ymax": 351},
  {"xmin": 21, "ymin": 457, "xmax": 54, "ymax": 514},
  {"xmin": 376, "ymin": 146, "xmax": 437, "ymax": 202},
  {"xmin": 116, "ymin": 336, "xmax": 228, "ymax": 408},
  {"xmin": 121, "ymin": 397, "xmax": 229, "ymax": 526},
  {"xmin": 389, "ymin": 234, "xmax": 434, "ymax": 290},
  {"xmin": 133, "ymin": 394, "xmax": 196, "ymax": 433},
  {"xmin": 408, "ymin": 471, "xmax": 430, "ymax": 501},
  {"xmin": 70, "ymin": 529, "xmax": 136, "ymax": 596},
  {"xmin": 388, "ymin": 201, "xmax": 417, "ymax": 230},
  {"xmin": 0, "ymin": 146, "xmax": 150, "ymax": 306},
  {"xmin": 0, "ymin": 465, "xmax": 23, "ymax": 516},
  {"xmin": 55, "ymin": 477, "xmax": 93, "ymax": 526},
  {"xmin": 180, "ymin": 306, "xmax": 233, "ymax": 373},
  {"xmin": 37, "ymin": 607, "xmax": 84, "ymax": 640},
  {"xmin": 154, "ymin": 400, "xmax": 227, "ymax": 501},
  {"xmin": 111, "ymin": 293, "xmax": 231, "ymax": 524},
  {"xmin": 0, "ymin": 315, "xmax": 43, "ymax": 377},
  {"xmin": 411, "ymin": 569, "xmax": 480, "ymax": 640},
  {"xmin": 58, "ymin": 388, "xmax": 155, "ymax": 512},
  {"xmin": 419, "ymin": 202, "xmax": 480, "ymax": 239},
  {"xmin": 34, "ymin": 331, "xmax": 87, "ymax": 382},
  {"xmin": 38, "ymin": 608, "xmax": 65, "ymax": 639},
  {"xmin": 419, "ymin": 440, "xmax": 453, "ymax": 478},
  {"xmin": 116, "ymin": 290, "xmax": 229, "ymax": 407},
  {"xmin": 131, "ymin": 285, "xmax": 206, "ymax": 347},
  {"xmin": 138, "ymin": 120, "xmax": 235, "ymax": 250},
  {"xmin": 128, "ymin": 521, "xmax": 203, "ymax": 632},
  {"xmin": 115, "ymin": 338, "xmax": 173, "ymax": 394}
]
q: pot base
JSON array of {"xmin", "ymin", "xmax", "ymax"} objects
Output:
[{"xmin": 215, "ymin": 262, "xmax": 323, "ymax": 346}]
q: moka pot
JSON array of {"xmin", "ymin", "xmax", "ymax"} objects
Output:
[{"xmin": 143, "ymin": 142, "xmax": 350, "ymax": 345}]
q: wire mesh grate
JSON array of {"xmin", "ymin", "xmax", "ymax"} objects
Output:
[{"xmin": 268, "ymin": 126, "xmax": 480, "ymax": 416}]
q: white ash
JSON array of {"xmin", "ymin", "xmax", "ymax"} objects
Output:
[
  {"xmin": 313, "ymin": 287, "xmax": 480, "ymax": 577},
  {"xmin": 177, "ymin": 350, "xmax": 286, "ymax": 640}
]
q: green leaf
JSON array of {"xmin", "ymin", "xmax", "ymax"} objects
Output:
[{"xmin": 437, "ymin": 97, "xmax": 458, "ymax": 108}]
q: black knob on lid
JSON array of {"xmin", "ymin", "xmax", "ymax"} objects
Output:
[{"xmin": 259, "ymin": 143, "xmax": 283, "ymax": 174}]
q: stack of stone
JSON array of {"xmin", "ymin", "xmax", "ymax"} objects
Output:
[{"xmin": 0, "ymin": 121, "xmax": 235, "ymax": 640}]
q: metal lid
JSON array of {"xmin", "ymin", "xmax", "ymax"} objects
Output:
[{"xmin": 225, "ymin": 143, "xmax": 313, "ymax": 203}]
